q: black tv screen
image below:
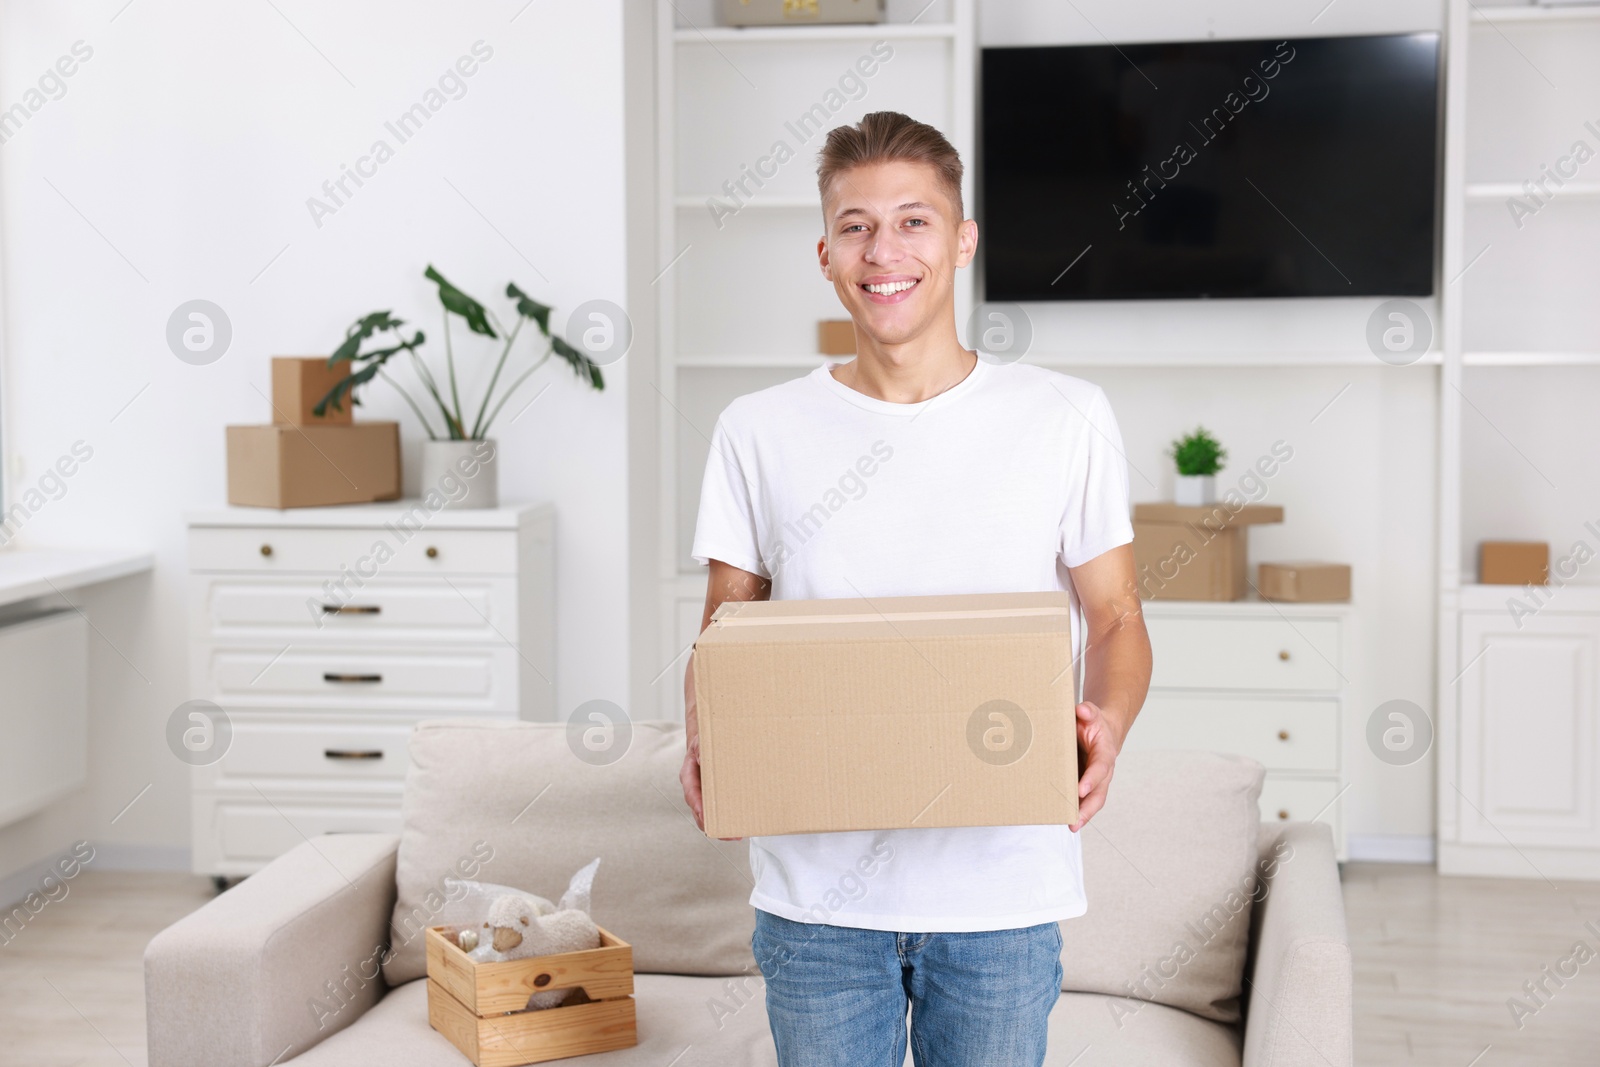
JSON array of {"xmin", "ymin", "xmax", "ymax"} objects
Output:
[{"xmin": 980, "ymin": 33, "xmax": 1441, "ymax": 301}]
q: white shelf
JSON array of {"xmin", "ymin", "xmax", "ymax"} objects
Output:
[
  {"xmin": 182, "ymin": 499, "xmax": 552, "ymax": 529},
  {"xmin": 0, "ymin": 546, "xmax": 154, "ymax": 611},
  {"xmin": 1458, "ymin": 583, "xmax": 1600, "ymax": 611},
  {"xmin": 678, "ymin": 352, "xmax": 845, "ymax": 369},
  {"xmin": 1466, "ymin": 182, "xmax": 1600, "ymax": 200},
  {"xmin": 1470, "ymin": 4, "xmax": 1600, "ymax": 22},
  {"xmin": 677, "ymin": 350, "xmax": 1442, "ymax": 369},
  {"xmin": 1463, "ymin": 350, "xmax": 1600, "ymax": 365},
  {"xmin": 1142, "ymin": 597, "xmax": 1353, "ymax": 618},
  {"xmin": 675, "ymin": 22, "xmax": 956, "ymax": 44},
  {"xmin": 1028, "ymin": 351, "xmax": 1443, "ymax": 368},
  {"xmin": 675, "ymin": 194, "xmax": 819, "ymax": 210}
]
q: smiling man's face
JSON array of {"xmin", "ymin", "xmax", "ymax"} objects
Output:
[{"xmin": 818, "ymin": 159, "xmax": 977, "ymax": 350}]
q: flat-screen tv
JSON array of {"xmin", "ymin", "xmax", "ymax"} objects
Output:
[{"xmin": 980, "ymin": 33, "xmax": 1441, "ymax": 301}]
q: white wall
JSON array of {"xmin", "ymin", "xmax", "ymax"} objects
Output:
[{"xmin": 0, "ymin": 0, "xmax": 628, "ymax": 885}]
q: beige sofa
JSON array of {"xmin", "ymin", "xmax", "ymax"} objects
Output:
[{"xmin": 146, "ymin": 721, "xmax": 1352, "ymax": 1066}]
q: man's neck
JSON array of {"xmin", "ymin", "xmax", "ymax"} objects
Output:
[{"xmin": 828, "ymin": 328, "xmax": 977, "ymax": 405}]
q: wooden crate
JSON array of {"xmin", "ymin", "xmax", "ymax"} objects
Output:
[{"xmin": 425, "ymin": 925, "xmax": 637, "ymax": 1066}]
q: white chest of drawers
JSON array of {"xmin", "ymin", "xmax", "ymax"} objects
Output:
[
  {"xmin": 184, "ymin": 500, "xmax": 554, "ymax": 877},
  {"xmin": 1122, "ymin": 599, "xmax": 1351, "ymax": 859}
]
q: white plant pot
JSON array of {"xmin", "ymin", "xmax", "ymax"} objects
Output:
[
  {"xmin": 1174, "ymin": 474, "xmax": 1216, "ymax": 506},
  {"xmin": 419, "ymin": 439, "xmax": 499, "ymax": 509}
]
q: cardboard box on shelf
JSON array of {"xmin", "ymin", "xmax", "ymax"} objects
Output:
[
  {"xmin": 271, "ymin": 357, "xmax": 353, "ymax": 427},
  {"xmin": 1258, "ymin": 561, "xmax": 1351, "ymax": 602},
  {"xmin": 691, "ymin": 591, "xmax": 1079, "ymax": 839},
  {"xmin": 717, "ymin": 0, "xmax": 884, "ymax": 26},
  {"xmin": 817, "ymin": 320, "xmax": 855, "ymax": 355},
  {"xmin": 1132, "ymin": 502, "xmax": 1284, "ymax": 602},
  {"xmin": 226, "ymin": 422, "xmax": 400, "ymax": 508},
  {"xmin": 1479, "ymin": 541, "xmax": 1549, "ymax": 585}
]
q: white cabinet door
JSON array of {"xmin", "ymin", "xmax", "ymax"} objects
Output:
[{"xmin": 1458, "ymin": 612, "xmax": 1600, "ymax": 849}]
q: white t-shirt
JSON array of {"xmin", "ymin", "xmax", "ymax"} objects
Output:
[{"xmin": 690, "ymin": 354, "xmax": 1134, "ymax": 933}]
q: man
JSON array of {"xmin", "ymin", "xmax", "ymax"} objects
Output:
[{"xmin": 680, "ymin": 111, "xmax": 1152, "ymax": 1066}]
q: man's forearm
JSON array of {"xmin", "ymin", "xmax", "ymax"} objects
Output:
[{"xmin": 1081, "ymin": 615, "xmax": 1152, "ymax": 747}]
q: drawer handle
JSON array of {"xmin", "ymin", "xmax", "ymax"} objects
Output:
[
  {"xmin": 1277, "ymin": 809, "xmax": 1290, "ymax": 821},
  {"xmin": 259, "ymin": 543, "xmax": 273, "ymax": 557},
  {"xmin": 1278, "ymin": 650, "xmax": 1290, "ymax": 661},
  {"xmin": 324, "ymin": 749, "xmax": 384, "ymax": 761},
  {"xmin": 1277, "ymin": 730, "xmax": 1290, "ymax": 741},
  {"xmin": 320, "ymin": 604, "xmax": 381, "ymax": 616},
  {"xmin": 323, "ymin": 672, "xmax": 382, "ymax": 684},
  {"xmin": 426, "ymin": 546, "xmax": 439, "ymax": 559}
]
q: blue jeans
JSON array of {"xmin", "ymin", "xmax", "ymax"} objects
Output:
[{"xmin": 751, "ymin": 908, "xmax": 1064, "ymax": 1066}]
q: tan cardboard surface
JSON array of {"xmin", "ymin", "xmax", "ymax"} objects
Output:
[
  {"xmin": 1258, "ymin": 561, "xmax": 1351, "ymax": 602},
  {"xmin": 271, "ymin": 357, "xmax": 353, "ymax": 426},
  {"xmin": 1133, "ymin": 504, "xmax": 1285, "ymax": 601},
  {"xmin": 816, "ymin": 320, "xmax": 855, "ymax": 355},
  {"xmin": 226, "ymin": 422, "xmax": 400, "ymax": 508},
  {"xmin": 692, "ymin": 592, "xmax": 1079, "ymax": 838},
  {"xmin": 1133, "ymin": 521, "xmax": 1248, "ymax": 601},
  {"xmin": 1132, "ymin": 502, "xmax": 1284, "ymax": 527},
  {"xmin": 1479, "ymin": 540, "xmax": 1549, "ymax": 585},
  {"xmin": 717, "ymin": 0, "xmax": 884, "ymax": 26}
]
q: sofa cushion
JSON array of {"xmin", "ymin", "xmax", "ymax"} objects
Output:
[
  {"xmin": 382, "ymin": 720, "xmax": 755, "ymax": 985},
  {"xmin": 1060, "ymin": 749, "xmax": 1265, "ymax": 1024},
  {"xmin": 285, "ymin": 975, "xmax": 783, "ymax": 1067},
  {"xmin": 283, "ymin": 979, "xmax": 1239, "ymax": 1067},
  {"xmin": 1046, "ymin": 990, "xmax": 1241, "ymax": 1066}
]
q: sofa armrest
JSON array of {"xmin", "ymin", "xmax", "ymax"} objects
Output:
[
  {"xmin": 145, "ymin": 833, "xmax": 399, "ymax": 1067},
  {"xmin": 1242, "ymin": 822, "xmax": 1353, "ymax": 1067}
]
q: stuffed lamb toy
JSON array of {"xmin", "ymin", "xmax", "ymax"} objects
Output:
[{"xmin": 466, "ymin": 858, "xmax": 602, "ymax": 1009}]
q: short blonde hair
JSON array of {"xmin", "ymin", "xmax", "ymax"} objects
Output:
[{"xmin": 817, "ymin": 111, "xmax": 964, "ymax": 218}]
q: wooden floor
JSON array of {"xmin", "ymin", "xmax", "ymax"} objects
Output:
[
  {"xmin": 0, "ymin": 870, "xmax": 213, "ymax": 1067},
  {"xmin": 0, "ymin": 863, "xmax": 1592, "ymax": 1065},
  {"xmin": 1344, "ymin": 861, "xmax": 1600, "ymax": 1065}
]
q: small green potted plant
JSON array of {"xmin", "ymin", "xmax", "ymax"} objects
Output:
[
  {"xmin": 316, "ymin": 265, "xmax": 604, "ymax": 508},
  {"xmin": 1168, "ymin": 426, "xmax": 1227, "ymax": 506}
]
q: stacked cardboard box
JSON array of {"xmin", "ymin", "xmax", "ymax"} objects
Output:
[
  {"xmin": 226, "ymin": 357, "xmax": 401, "ymax": 508},
  {"xmin": 1132, "ymin": 502, "xmax": 1284, "ymax": 601},
  {"xmin": 1258, "ymin": 561, "xmax": 1351, "ymax": 602},
  {"xmin": 1479, "ymin": 541, "xmax": 1549, "ymax": 585},
  {"xmin": 817, "ymin": 320, "xmax": 856, "ymax": 355},
  {"xmin": 717, "ymin": 0, "xmax": 884, "ymax": 26}
]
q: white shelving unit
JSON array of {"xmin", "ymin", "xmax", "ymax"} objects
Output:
[
  {"xmin": 1436, "ymin": 0, "xmax": 1600, "ymax": 879},
  {"xmin": 1468, "ymin": 4, "xmax": 1600, "ymax": 22},
  {"xmin": 651, "ymin": 0, "xmax": 975, "ymax": 718},
  {"xmin": 673, "ymin": 22, "xmax": 960, "ymax": 43},
  {"xmin": 183, "ymin": 501, "xmax": 555, "ymax": 878},
  {"xmin": 1127, "ymin": 598, "xmax": 1353, "ymax": 860}
]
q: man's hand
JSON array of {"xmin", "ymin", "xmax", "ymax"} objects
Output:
[
  {"xmin": 683, "ymin": 560, "xmax": 768, "ymax": 841},
  {"xmin": 680, "ymin": 729, "xmax": 743, "ymax": 842},
  {"xmin": 1069, "ymin": 699, "xmax": 1123, "ymax": 832},
  {"xmin": 1065, "ymin": 544, "xmax": 1151, "ymax": 833}
]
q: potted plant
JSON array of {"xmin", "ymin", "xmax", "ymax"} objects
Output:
[
  {"xmin": 1169, "ymin": 426, "xmax": 1227, "ymax": 506},
  {"xmin": 315, "ymin": 265, "xmax": 604, "ymax": 508}
]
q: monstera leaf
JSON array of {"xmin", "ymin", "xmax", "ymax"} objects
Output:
[
  {"xmin": 426, "ymin": 265, "xmax": 496, "ymax": 338},
  {"xmin": 553, "ymin": 335, "xmax": 604, "ymax": 391},
  {"xmin": 506, "ymin": 281, "xmax": 552, "ymax": 336},
  {"xmin": 315, "ymin": 314, "xmax": 426, "ymax": 417},
  {"xmin": 316, "ymin": 267, "xmax": 606, "ymax": 441}
]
